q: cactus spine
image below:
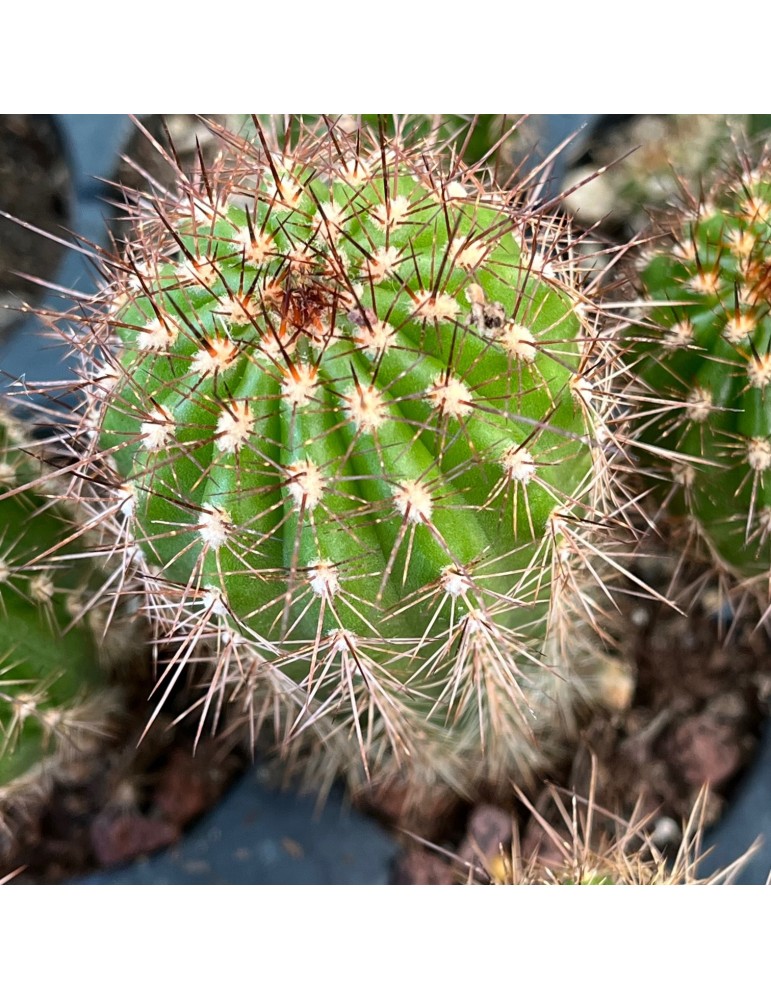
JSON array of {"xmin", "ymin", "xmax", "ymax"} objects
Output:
[
  {"xmin": 631, "ymin": 148, "xmax": 771, "ymax": 590},
  {"xmin": 63, "ymin": 118, "xmax": 623, "ymax": 803}
]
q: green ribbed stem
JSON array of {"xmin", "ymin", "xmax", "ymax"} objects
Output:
[
  {"xmin": 633, "ymin": 162, "xmax": 771, "ymax": 578},
  {"xmin": 0, "ymin": 416, "xmax": 104, "ymax": 788},
  {"xmin": 103, "ymin": 160, "xmax": 593, "ymax": 652}
]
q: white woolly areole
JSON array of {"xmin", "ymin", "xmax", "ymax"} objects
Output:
[
  {"xmin": 282, "ymin": 364, "xmax": 318, "ymax": 408},
  {"xmin": 372, "ymin": 195, "xmax": 410, "ymax": 229},
  {"xmin": 445, "ymin": 181, "xmax": 468, "ymax": 200},
  {"xmin": 414, "ymin": 291, "xmax": 460, "ymax": 323},
  {"xmin": 728, "ymin": 228, "xmax": 756, "ymax": 258},
  {"xmin": 116, "ymin": 483, "xmax": 136, "ymax": 519},
  {"xmin": 29, "ymin": 573, "xmax": 55, "ymax": 603},
  {"xmin": 690, "ymin": 269, "xmax": 720, "ymax": 295},
  {"xmin": 724, "ymin": 312, "xmax": 755, "ymax": 344},
  {"xmin": 137, "ymin": 315, "xmax": 179, "ymax": 353},
  {"xmin": 524, "ymin": 248, "xmax": 557, "ymax": 281},
  {"xmin": 450, "ymin": 237, "xmax": 488, "ymax": 271},
  {"xmin": 198, "ymin": 506, "xmax": 232, "ymax": 549},
  {"xmin": 748, "ymin": 355, "xmax": 771, "ymax": 390},
  {"xmin": 501, "ymin": 445, "xmax": 536, "ymax": 485},
  {"xmin": 441, "ymin": 564, "xmax": 471, "ymax": 597},
  {"xmin": 571, "ymin": 375, "xmax": 594, "ymax": 406},
  {"xmin": 0, "ymin": 461, "xmax": 15, "ymax": 485},
  {"xmin": 499, "ymin": 322, "xmax": 537, "ymax": 363},
  {"xmin": 672, "ymin": 239, "xmax": 696, "ymax": 262},
  {"xmin": 686, "ymin": 386, "xmax": 712, "ymax": 423},
  {"xmin": 353, "ymin": 318, "xmax": 396, "ymax": 356},
  {"xmin": 549, "ymin": 507, "xmax": 570, "ymax": 538},
  {"xmin": 747, "ymin": 437, "xmax": 771, "ymax": 472},
  {"xmin": 200, "ymin": 586, "xmax": 228, "ymax": 617},
  {"xmin": 141, "ymin": 405, "xmax": 176, "ymax": 451},
  {"xmin": 341, "ymin": 157, "xmax": 371, "ymax": 184},
  {"xmin": 190, "ymin": 337, "xmax": 239, "ymax": 377},
  {"xmin": 308, "ymin": 561, "xmax": 340, "ymax": 598},
  {"xmin": 392, "ymin": 480, "xmax": 433, "ymax": 524},
  {"xmin": 176, "ymin": 255, "xmax": 219, "ymax": 287},
  {"xmin": 286, "ymin": 460, "xmax": 325, "ymax": 511},
  {"xmin": 235, "ymin": 227, "xmax": 274, "ymax": 266},
  {"xmin": 367, "ymin": 245, "xmax": 400, "ymax": 282},
  {"xmin": 741, "ymin": 194, "xmax": 769, "ymax": 223},
  {"xmin": 228, "ymin": 297, "xmax": 254, "ymax": 326},
  {"xmin": 216, "ymin": 401, "xmax": 255, "ymax": 452},
  {"xmin": 343, "ymin": 383, "xmax": 387, "ymax": 433},
  {"xmin": 190, "ymin": 197, "xmax": 229, "ymax": 224},
  {"xmin": 268, "ymin": 173, "xmax": 304, "ymax": 207},
  {"xmin": 319, "ymin": 200, "xmax": 346, "ymax": 242},
  {"xmin": 460, "ymin": 607, "xmax": 490, "ymax": 636},
  {"xmin": 91, "ymin": 362, "xmax": 120, "ymax": 395},
  {"xmin": 664, "ymin": 318, "xmax": 694, "ymax": 349},
  {"xmin": 287, "ymin": 247, "xmax": 315, "ymax": 274},
  {"xmin": 328, "ymin": 627, "xmax": 357, "ymax": 655},
  {"xmin": 672, "ymin": 462, "xmax": 695, "ymax": 488},
  {"xmin": 426, "ymin": 376, "xmax": 473, "ymax": 417}
]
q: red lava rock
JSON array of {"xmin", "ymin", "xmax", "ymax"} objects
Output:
[
  {"xmin": 458, "ymin": 804, "xmax": 512, "ymax": 867},
  {"xmin": 154, "ymin": 749, "xmax": 214, "ymax": 826},
  {"xmin": 90, "ymin": 812, "xmax": 179, "ymax": 868},
  {"xmin": 391, "ymin": 848, "xmax": 455, "ymax": 885},
  {"xmin": 668, "ymin": 714, "xmax": 742, "ymax": 789}
]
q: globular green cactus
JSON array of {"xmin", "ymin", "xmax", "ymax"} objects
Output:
[
  {"xmin": 0, "ymin": 408, "xmax": 118, "ymax": 854},
  {"xmin": 631, "ymin": 149, "xmax": 771, "ymax": 588},
  {"xmin": 67, "ymin": 117, "xmax": 624, "ymax": 804}
]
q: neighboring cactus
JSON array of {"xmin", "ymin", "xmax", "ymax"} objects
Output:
[
  {"xmin": 630, "ymin": 148, "xmax": 771, "ymax": 589},
  {"xmin": 467, "ymin": 786, "xmax": 755, "ymax": 886},
  {"xmin": 0, "ymin": 408, "xmax": 119, "ymax": 856},
  {"xmin": 59, "ymin": 117, "xmax": 626, "ymax": 805}
]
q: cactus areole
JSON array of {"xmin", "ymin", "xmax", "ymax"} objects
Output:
[
  {"xmin": 91, "ymin": 122, "xmax": 609, "ymax": 790},
  {"xmin": 634, "ymin": 156, "xmax": 771, "ymax": 581}
]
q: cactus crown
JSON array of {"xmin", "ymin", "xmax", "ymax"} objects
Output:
[
  {"xmin": 57, "ymin": 118, "xmax": 621, "ymax": 797},
  {"xmin": 632, "ymin": 148, "xmax": 771, "ymax": 583}
]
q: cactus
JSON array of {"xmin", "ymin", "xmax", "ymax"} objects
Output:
[
  {"xmin": 0, "ymin": 407, "xmax": 119, "ymax": 855},
  {"xmin": 57, "ymin": 117, "xmax": 627, "ymax": 806},
  {"xmin": 630, "ymin": 148, "xmax": 771, "ymax": 590},
  {"xmin": 469, "ymin": 786, "xmax": 755, "ymax": 886}
]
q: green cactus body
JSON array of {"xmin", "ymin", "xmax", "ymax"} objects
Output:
[
  {"xmin": 0, "ymin": 413, "xmax": 111, "ymax": 802},
  {"xmin": 85, "ymin": 122, "xmax": 615, "ymax": 796},
  {"xmin": 632, "ymin": 157, "xmax": 771, "ymax": 581}
]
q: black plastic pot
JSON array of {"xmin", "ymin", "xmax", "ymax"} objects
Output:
[{"xmin": 2, "ymin": 114, "xmax": 768, "ymax": 885}]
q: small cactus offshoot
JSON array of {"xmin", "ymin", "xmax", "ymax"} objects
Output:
[
  {"xmin": 49, "ymin": 117, "xmax": 628, "ymax": 804},
  {"xmin": 631, "ymin": 148, "xmax": 771, "ymax": 590},
  {"xmin": 0, "ymin": 408, "xmax": 117, "ymax": 854}
]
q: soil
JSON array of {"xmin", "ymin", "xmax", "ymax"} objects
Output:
[
  {"xmin": 388, "ymin": 540, "xmax": 771, "ymax": 883},
  {"xmin": 2, "ymin": 670, "xmax": 247, "ymax": 884},
  {"xmin": 2, "ymin": 114, "xmax": 770, "ymax": 884}
]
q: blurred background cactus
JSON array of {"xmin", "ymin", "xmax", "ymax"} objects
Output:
[
  {"xmin": 629, "ymin": 145, "xmax": 771, "ymax": 594},
  {"xmin": 0, "ymin": 406, "xmax": 120, "ymax": 860},
  {"xmin": 562, "ymin": 115, "xmax": 771, "ymax": 239}
]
